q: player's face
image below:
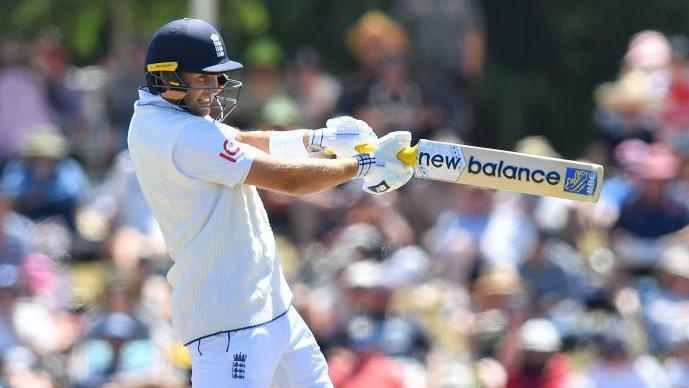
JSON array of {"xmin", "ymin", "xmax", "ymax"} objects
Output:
[{"xmin": 180, "ymin": 72, "xmax": 221, "ymax": 117}]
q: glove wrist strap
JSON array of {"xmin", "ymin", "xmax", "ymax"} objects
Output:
[{"xmin": 354, "ymin": 153, "xmax": 375, "ymax": 178}]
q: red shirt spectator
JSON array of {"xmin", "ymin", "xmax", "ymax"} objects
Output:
[{"xmin": 328, "ymin": 350, "xmax": 405, "ymax": 388}]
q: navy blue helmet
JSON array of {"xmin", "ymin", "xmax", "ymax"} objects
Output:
[{"xmin": 145, "ymin": 18, "xmax": 243, "ymax": 121}]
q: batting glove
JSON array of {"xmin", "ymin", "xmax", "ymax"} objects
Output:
[
  {"xmin": 354, "ymin": 131, "xmax": 414, "ymax": 195},
  {"xmin": 307, "ymin": 116, "xmax": 378, "ymax": 158}
]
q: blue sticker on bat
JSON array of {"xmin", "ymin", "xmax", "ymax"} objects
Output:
[{"xmin": 564, "ymin": 168, "xmax": 597, "ymax": 195}]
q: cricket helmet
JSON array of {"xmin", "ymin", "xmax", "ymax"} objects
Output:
[{"xmin": 145, "ymin": 18, "xmax": 243, "ymax": 121}]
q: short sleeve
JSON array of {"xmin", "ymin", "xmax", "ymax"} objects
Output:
[{"xmin": 172, "ymin": 121, "xmax": 254, "ymax": 187}]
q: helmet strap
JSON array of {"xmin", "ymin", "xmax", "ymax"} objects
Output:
[
  {"xmin": 146, "ymin": 71, "xmax": 188, "ymax": 102},
  {"xmin": 160, "ymin": 71, "xmax": 188, "ymax": 101}
]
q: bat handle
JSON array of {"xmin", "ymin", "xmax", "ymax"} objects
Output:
[{"xmin": 354, "ymin": 143, "xmax": 418, "ymax": 168}]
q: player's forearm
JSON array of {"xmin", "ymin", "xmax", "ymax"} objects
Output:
[
  {"xmin": 282, "ymin": 158, "xmax": 358, "ymax": 195},
  {"xmin": 245, "ymin": 155, "xmax": 358, "ymax": 195}
]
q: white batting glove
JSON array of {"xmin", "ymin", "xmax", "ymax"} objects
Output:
[
  {"xmin": 354, "ymin": 131, "xmax": 414, "ymax": 195},
  {"xmin": 307, "ymin": 116, "xmax": 378, "ymax": 158}
]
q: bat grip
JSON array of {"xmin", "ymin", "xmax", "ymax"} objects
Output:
[{"xmin": 354, "ymin": 143, "xmax": 417, "ymax": 168}]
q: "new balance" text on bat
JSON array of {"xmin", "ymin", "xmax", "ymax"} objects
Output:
[{"xmin": 362, "ymin": 139, "xmax": 604, "ymax": 203}]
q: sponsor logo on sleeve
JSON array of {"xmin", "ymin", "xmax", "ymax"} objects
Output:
[
  {"xmin": 564, "ymin": 168, "xmax": 597, "ymax": 195},
  {"xmin": 219, "ymin": 139, "xmax": 242, "ymax": 163}
]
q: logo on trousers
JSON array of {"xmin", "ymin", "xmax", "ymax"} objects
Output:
[{"xmin": 232, "ymin": 352, "xmax": 247, "ymax": 379}]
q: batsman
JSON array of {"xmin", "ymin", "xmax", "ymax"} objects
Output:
[{"xmin": 127, "ymin": 18, "xmax": 413, "ymax": 387}]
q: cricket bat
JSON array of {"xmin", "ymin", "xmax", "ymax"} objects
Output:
[{"xmin": 357, "ymin": 139, "xmax": 604, "ymax": 203}]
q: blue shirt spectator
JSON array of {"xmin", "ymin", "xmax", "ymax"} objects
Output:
[{"xmin": 1, "ymin": 128, "xmax": 88, "ymax": 230}]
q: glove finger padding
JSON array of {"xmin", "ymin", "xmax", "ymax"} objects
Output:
[
  {"xmin": 361, "ymin": 131, "xmax": 415, "ymax": 195},
  {"xmin": 313, "ymin": 116, "xmax": 378, "ymax": 158},
  {"xmin": 325, "ymin": 116, "xmax": 371, "ymax": 133}
]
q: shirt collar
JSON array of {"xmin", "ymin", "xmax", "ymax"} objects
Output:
[
  {"xmin": 135, "ymin": 87, "xmax": 219, "ymax": 122},
  {"xmin": 136, "ymin": 87, "xmax": 187, "ymax": 113}
]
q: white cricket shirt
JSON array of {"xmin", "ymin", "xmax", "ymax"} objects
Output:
[{"xmin": 127, "ymin": 88, "xmax": 292, "ymax": 344}]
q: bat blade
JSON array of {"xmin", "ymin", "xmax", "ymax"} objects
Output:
[{"xmin": 407, "ymin": 139, "xmax": 604, "ymax": 203}]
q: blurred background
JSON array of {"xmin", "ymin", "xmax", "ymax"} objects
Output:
[{"xmin": 3, "ymin": 0, "xmax": 689, "ymax": 387}]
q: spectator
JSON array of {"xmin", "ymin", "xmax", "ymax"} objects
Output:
[
  {"xmin": 664, "ymin": 328, "xmax": 689, "ymax": 388},
  {"xmin": 392, "ymin": 0, "xmax": 486, "ymax": 135},
  {"xmin": 289, "ymin": 48, "xmax": 341, "ymax": 129},
  {"xmin": 342, "ymin": 260, "xmax": 430, "ymax": 362},
  {"xmin": 612, "ymin": 143, "xmax": 689, "ymax": 268},
  {"xmin": 70, "ymin": 280, "xmax": 159, "ymax": 387},
  {"xmin": 0, "ymin": 40, "xmax": 55, "ymax": 166},
  {"xmin": 659, "ymin": 34, "xmax": 689, "ymax": 146},
  {"xmin": 641, "ymin": 245, "xmax": 689, "ymax": 355},
  {"xmin": 1, "ymin": 126, "xmax": 89, "ymax": 231},
  {"xmin": 0, "ymin": 264, "xmax": 22, "ymax": 358},
  {"xmin": 231, "ymin": 37, "xmax": 285, "ymax": 128},
  {"xmin": 327, "ymin": 315, "xmax": 407, "ymax": 388},
  {"xmin": 471, "ymin": 265, "xmax": 525, "ymax": 359},
  {"xmin": 337, "ymin": 11, "xmax": 409, "ymax": 119},
  {"xmin": 519, "ymin": 230, "xmax": 584, "ymax": 314},
  {"xmin": 78, "ymin": 150, "xmax": 164, "ymax": 257},
  {"xmin": 0, "ymin": 188, "xmax": 33, "ymax": 266},
  {"xmin": 428, "ymin": 187, "xmax": 494, "ymax": 283},
  {"xmin": 503, "ymin": 318, "xmax": 573, "ymax": 388},
  {"xmin": 583, "ymin": 333, "xmax": 667, "ymax": 388},
  {"xmin": 356, "ymin": 55, "xmax": 439, "ymax": 138},
  {"xmin": 594, "ymin": 31, "xmax": 671, "ymax": 152}
]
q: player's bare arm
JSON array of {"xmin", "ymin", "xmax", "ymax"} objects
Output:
[
  {"xmin": 244, "ymin": 151, "xmax": 358, "ymax": 195},
  {"xmin": 241, "ymin": 130, "xmax": 414, "ymax": 196}
]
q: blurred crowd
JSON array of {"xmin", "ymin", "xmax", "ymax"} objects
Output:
[{"xmin": 3, "ymin": 1, "xmax": 689, "ymax": 387}]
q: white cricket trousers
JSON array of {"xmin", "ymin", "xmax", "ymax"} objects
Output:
[{"xmin": 186, "ymin": 306, "xmax": 333, "ymax": 387}]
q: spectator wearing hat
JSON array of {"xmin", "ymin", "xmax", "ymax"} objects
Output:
[
  {"xmin": 1, "ymin": 126, "xmax": 88, "ymax": 231},
  {"xmin": 593, "ymin": 31, "xmax": 671, "ymax": 151},
  {"xmin": 612, "ymin": 143, "xmax": 689, "ymax": 268},
  {"xmin": 327, "ymin": 315, "xmax": 406, "ymax": 388},
  {"xmin": 470, "ymin": 266, "xmax": 526, "ymax": 360},
  {"xmin": 502, "ymin": 318, "xmax": 573, "ymax": 388},
  {"xmin": 340, "ymin": 260, "xmax": 430, "ymax": 361}
]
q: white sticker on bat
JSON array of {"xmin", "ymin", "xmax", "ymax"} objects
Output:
[{"xmin": 415, "ymin": 140, "xmax": 466, "ymax": 182}]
